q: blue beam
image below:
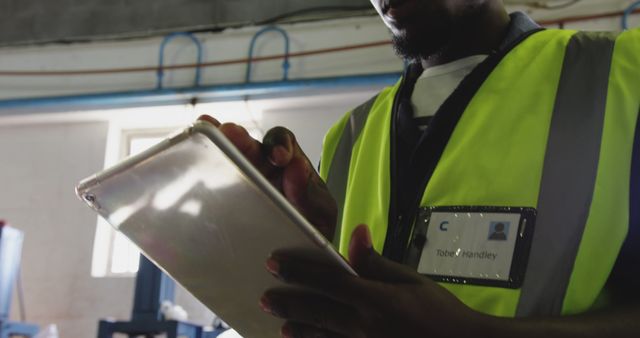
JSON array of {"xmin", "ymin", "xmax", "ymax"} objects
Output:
[
  {"xmin": 131, "ymin": 255, "xmax": 175, "ymax": 322},
  {"xmin": 0, "ymin": 73, "xmax": 401, "ymax": 115}
]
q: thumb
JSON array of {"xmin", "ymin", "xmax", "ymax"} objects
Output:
[
  {"xmin": 263, "ymin": 127, "xmax": 338, "ymax": 239},
  {"xmin": 262, "ymin": 126, "xmax": 304, "ymax": 168},
  {"xmin": 348, "ymin": 224, "xmax": 422, "ymax": 283}
]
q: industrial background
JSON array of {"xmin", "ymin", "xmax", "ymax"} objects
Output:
[{"xmin": 0, "ymin": 0, "xmax": 638, "ymax": 337}]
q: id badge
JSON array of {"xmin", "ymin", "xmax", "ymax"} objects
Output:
[{"xmin": 404, "ymin": 207, "xmax": 536, "ymax": 289}]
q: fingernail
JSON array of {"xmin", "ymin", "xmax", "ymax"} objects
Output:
[
  {"xmin": 271, "ymin": 145, "xmax": 291, "ymax": 165},
  {"xmin": 281, "ymin": 324, "xmax": 294, "ymax": 338},
  {"xmin": 259, "ymin": 295, "xmax": 272, "ymax": 313},
  {"xmin": 260, "ymin": 295, "xmax": 286, "ymax": 318},
  {"xmin": 197, "ymin": 115, "xmax": 220, "ymax": 127},
  {"xmin": 266, "ymin": 258, "xmax": 280, "ymax": 276}
]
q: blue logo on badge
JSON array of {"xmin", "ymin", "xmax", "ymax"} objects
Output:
[
  {"xmin": 488, "ymin": 222, "xmax": 510, "ymax": 241},
  {"xmin": 439, "ymin": 221, "xmax": 449, "ymax": 231}
]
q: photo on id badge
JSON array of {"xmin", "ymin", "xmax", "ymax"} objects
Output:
[{"xmin": 488, "ymin": 221, "xmax": 510, "ymax": 241}]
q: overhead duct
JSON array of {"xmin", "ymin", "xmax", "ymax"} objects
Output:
[{"xmin": 0, "ymin": 0, "xmax": 373, "ymax": 47}]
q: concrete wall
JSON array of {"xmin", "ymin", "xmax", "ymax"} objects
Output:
[
  {"xmin": 0, "ymin": 0, "xmax": 371, "ymax": 46},
  {"xmin": 0, "ymin": 0, "xmax": 637, "ymax": 47}
]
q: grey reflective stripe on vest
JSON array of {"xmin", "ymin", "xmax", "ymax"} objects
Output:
[
  {"xmin": 326, "ymin": 95, "xmax": 379, "ymax": 245},
  {"xmin": 516, "ymin": 32, "xmax": 617, "ymax": 316}
]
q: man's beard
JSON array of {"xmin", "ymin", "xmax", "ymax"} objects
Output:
[
  {"xmin": 392, "ymin": 33, "xmax": 425, "ymax": 62},
  {"xmin": 391, "ymin": 29, "xmax": 451, "ymax": 63}
]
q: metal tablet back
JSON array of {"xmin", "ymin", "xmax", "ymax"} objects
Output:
[{"xmin": 76, "ymin": 122, "xmax": 353, "ymax": 338}]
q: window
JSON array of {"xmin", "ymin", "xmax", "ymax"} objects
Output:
[
  {"xmin": 91, "ymin": 129, "xmax": 170, "ymax": 277},
  {"xmin": 91, "ymin": 103, "xmax": 264, "ymax": 277}
]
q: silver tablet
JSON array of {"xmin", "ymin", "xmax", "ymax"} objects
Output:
[{"xmin": 76, "ymin": 121, "xmax": 355, "ymax": 338}]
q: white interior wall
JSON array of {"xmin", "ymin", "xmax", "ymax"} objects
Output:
[
  {"xmin": 0, "ymin": 2, "xmax": 639, "ymax": 337},
  {"xmin": 0, "ymin": 122, "xmax": 125, "ymax": 337},
  {"xmin": 0, "ymin": 91, "xmax": 379, "ymax": 337}
]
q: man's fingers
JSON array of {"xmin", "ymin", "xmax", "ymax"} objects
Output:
[
  {"xmin": 201, "ymin": 122, "xmax": 337, "ymax": 238},
  {"xmin": 264, "ymin": 126, "xmax": 338, "ymax": 238},
  {"xmin": 281, "ymin": 157, "xmax": 337, "ymax": 238},
  {"xmin": 219, "ymin": 123, "xmax": 260, "ymax": 157},
  {"xmin": 200, "ymin": 118, "xmax": 276, "ymax": 176},
  {"xmin": 266, "ymin": 254, "xmax": 382, "ymax": 309},
  {"xmin": 197, "ymin": 114, "xmax": 221, "ymax": 127},
  {"xmin": 261, "ymin": 288, "xmax": 361, "ymax": 337},
  {"xmin": 263, "ymin": 126, "xmax": 299, "ymax": 167},
  {"xmin": 349, "ymin": 225, "xmax": 423, "ymax": 284},
  {"xmin": 218, "ymin": 123, "xmax": 278, "ymax": 176},
  {"xmin": 281, "ymin": 156, "xmax": 311, "ymax": 202}
]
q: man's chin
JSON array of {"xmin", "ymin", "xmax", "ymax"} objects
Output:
[
  {"xmin": 391, "ymin": 30, "xmax": 447, "ymax": 62},
  {"xmin": 388, "ymin": 9, "xmax": 454, "ymax": 62}
]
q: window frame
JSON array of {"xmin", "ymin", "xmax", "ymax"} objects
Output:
[
  {"xmin": 94, "ymin": 127, "xmax": 174, "ymax": 278},
  {"xmin": 92, "ymin": 124, "xmax": 263, "ymax": 278}
]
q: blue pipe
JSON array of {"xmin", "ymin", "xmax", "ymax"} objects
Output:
[
  {"xmin": 622, "ymin": 1, "xmax": 640, "ymax": 30},
  {"xmin": 246, "ymin": 26, "xmax": 291, "ymax": 83},
  {"xmin": 0, "ymin": 73, "xmax": 401, "ymax": 115},
  {"xmin": 157, "ymin": 32, "xmax": 204, "ymax": 89}
]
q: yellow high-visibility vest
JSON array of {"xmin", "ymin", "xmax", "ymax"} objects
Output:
[{"xmin": 320, "ymin": 29, "xmax": 640, "ymax": 317}]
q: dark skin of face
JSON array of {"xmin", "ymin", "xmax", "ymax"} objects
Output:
[
  {"xmin": 371, "ymin": 0, "xmax": 510, "ymax": 67},
  {"xmin": 200, "ymin": 1, "xmax": 640, "ymax": 336}
]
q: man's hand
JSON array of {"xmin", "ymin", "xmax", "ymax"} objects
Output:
[
  {"xmin": 259, "ymin": 224, "xmax": 486, "ymax": 338},
  {"xmin": 198, "ymin": 115, "xmax": 338, "ymax": 239},
  {"xmin": 260, "ymin": 224, "xmax": 640, "ymax": 338}
]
